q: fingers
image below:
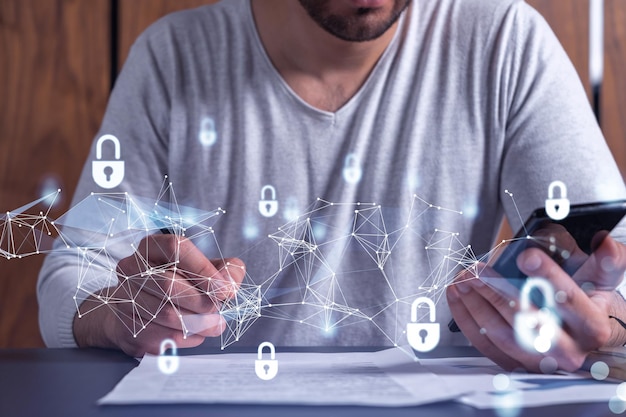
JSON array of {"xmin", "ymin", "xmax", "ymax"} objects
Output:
[
  {"xmin": 530, "ymin": 223, "xmax": 589, "ymax": 275},
  {"xmin": 113, "ymin": 320, "xmax": 206, "ymax": 357},
  {"xmin": 117, "ymin": 235, "xmax": 246, "ymax": 312},
  {"xmin": 447, "ymin": 274, "xmax": 588, "ymax": 372},
  {"xmin": 115, "ymin": 265, "xmax": 218, "ymax": 314},
  {"xmin": 108, "ymin": 283, "xmax": 227, "ymax": 338},
  {"xmin": 146, "ymin": 235, "xmax": 245, "ymax": 299},
  {"xmin": 447, "ymin": 283, "xmax": 525, "ymax": 371},
  {"xmin": 572, "ymin": 234, "xmax": 626, "ymax": 291},
  {"xmin": 201, "ymin": 257, "xmax": 246, "ymax": 300},
  {"xmin": 448, "ymin": 235, "xmax": 625, "ymax": 373},
  {"xmin": 449, "ymin": 270, "xmax": 539, "ymax": 367},
  {"xmin": 108, "ymin": 235, "xmax": 246, "ymax": 356},
  {"xmin": 517, "ymin": 248, "xmax": 612, "ymax": 351}
]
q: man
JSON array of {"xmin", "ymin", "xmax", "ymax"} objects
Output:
[{"xmin": 38, "ymin": 0, "xmax": 626, "ymax": 372}]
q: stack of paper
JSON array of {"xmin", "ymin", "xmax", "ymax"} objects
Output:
[{"xmin": 99, "ymin": 348, "xmax": 623, "ymax": 409}]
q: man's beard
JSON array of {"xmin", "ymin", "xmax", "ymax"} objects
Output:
[{"xmin": 298, "ymin": 0, "xmax": 411, "ymax": 42}]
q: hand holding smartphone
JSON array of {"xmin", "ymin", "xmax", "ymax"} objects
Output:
[{"xmin": 448, "ymin": 199, "xmax": 626, "ymax": 332}]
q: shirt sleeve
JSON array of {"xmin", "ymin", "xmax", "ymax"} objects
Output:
[
  {"xmin": 496, "ymin": 2, "xmax": 626, "ymax": 235},
  {"xmin": 37, "ymin": 23, "xmax": 174, "ymax": 347}
]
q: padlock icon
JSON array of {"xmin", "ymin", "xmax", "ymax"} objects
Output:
[
  {"xmin": 342, "ymin": 153, "xmax": 362, "ymax": 184},
  {"xmin": 514, "ymin": 278, "xmax": 560, "ymax": 353},
  {"xmin": 255, "ymin": 341, "xmax": 278, "ymax": 380},
  {"xmin": 407, "ymin": 297, "xmax": 440, "ymax": 352},
  {"xmin": 198, "ymin": 116, "xmax": 217, "ymax": 146},
  {"xmin": 545, "ymin": 181, "xmax": 570, "ymax": 220},
  {"xmin": 259, "ymin": 185, "xmax": 279, "ymax": 217},
  {"xmin": 283, "ymin": 196, "xmax": 299, "ymax": 221},
  {"xmin": 157, "ymin": 338, "xmax": 180, "ymax": 375},
  {"xmin": 92, "ymin": 134, "xmax": 124, "ymax": 189}
]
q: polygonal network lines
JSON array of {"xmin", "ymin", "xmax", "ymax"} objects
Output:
[{"xmin": 3, "ymin": 184, "xmax": 493, "ymax": 350}]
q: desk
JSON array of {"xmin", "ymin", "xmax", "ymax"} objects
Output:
[{"xmin": 0, "ymin": 346, "xmax": 615, "ymax": 417}]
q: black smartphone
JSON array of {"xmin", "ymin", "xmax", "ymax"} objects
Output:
[{"xmin": 448, "ymin": 199, "xmax": 626, "ymax": 333}]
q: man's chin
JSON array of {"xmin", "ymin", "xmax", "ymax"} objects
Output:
[{"xmin": 298, "ymin": 0, "xmax": 410, "ymax": 42}]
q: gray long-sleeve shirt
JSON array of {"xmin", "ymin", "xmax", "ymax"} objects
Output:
[{"xmin": 38, "ymin": 0, "xmax": 626, "ymax": 348}]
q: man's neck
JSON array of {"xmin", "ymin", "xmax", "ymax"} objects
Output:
[{"xmin": 251, "ymin": 0, "xmax": 401, "ymax": 112}]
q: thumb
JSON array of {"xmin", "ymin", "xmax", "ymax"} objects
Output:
[{"xmin": 572, "ymin": 235, "xmax": 626, "ymax": 292}]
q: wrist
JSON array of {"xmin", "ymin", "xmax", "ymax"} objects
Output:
[
  {"xmin": 72, "ymin": 293, "xmax": 118, "ymax": 349},
  {"xmin": 606, "ymin": 291, "xmax": 626, "ymax": 347}
]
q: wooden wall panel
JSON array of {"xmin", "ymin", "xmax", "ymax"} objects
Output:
[
  {"xmin": 0, "ymin": 0, "xmax": 110, "ymax": 347},
  {"xmin": 118, "ymin": 0, "xmax": 218, "ymax": 70},
  {"xmin": 603, "ymin": 0, "xmax": 626, "ymax": 178}
]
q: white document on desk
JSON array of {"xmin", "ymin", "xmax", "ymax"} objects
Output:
[
  {"xmin": 98, "ymin": 348, "xmax": 472, "ymax": 407},
  {"xmin": 420, "ymin": 357, "xmax": 621, "ymax": 409}
]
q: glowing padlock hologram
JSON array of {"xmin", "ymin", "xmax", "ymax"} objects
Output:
[{"xmin": 407, "ymin": 296, "xmax": 440, "ymax": 352}]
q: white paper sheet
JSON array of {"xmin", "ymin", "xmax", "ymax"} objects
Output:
[
  {"xmin": 98, "ymin": 348, "xmax": 473, "ymax": 407},
  {"xmin": 420, "ymin": 357, "xmax": 621, "ymax": 409}
]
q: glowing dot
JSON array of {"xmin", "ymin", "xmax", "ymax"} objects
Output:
[
  {"xmin": 601, "ymin": 257, "xmax": 617, "ymax": 273},
  {"xmin": 590, "ymin": 361, "xmax": 610, "ymax": 381},
  {"xmin": 539, "ymin": 356, "xmax": 558, "ymax": 374},
  {"xmin": 555, "ymin": 291, "xmax": 567, "ymax": 304},
  {"xmin": 534, "ymin": 337, "xmax": 551, "ymax": 353},
  {"xmin": 492, "ymin": 373, "xmax": 510, "ymax": 391},
  {"xmin": 617, "ymin": 383, "xmax": 626, "ymax": 400},
  {"xmin": 609, "ymin": 397, "xmax": 626, "ymax": 414}
]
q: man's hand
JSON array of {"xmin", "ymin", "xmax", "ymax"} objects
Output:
[
  {"xmin": 73, "ymin": 234, "xmax": 245, "ymax": 357},
  {"xmin": 447, "ymin": 235, "xmax": 626, "ymax": 372}
]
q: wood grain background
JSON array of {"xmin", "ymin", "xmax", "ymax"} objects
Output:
[
  {"xmin": 0, "ymin": 0, "xmax": 624, "ymax": 348},
  {"xmin": 0, "ymin": 0, "xmax": 110, "ymax": 347},
  {"xmin": 603, "ymin": 0, "xmax": 626, "ymax": 176}
]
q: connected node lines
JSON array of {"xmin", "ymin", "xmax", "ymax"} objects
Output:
[
  {"xmin": 258, "ymin": 196, "xmax": 475, "ymax": 349},
  {"xmin": 0, "ymin": 189, "xmax": 66, "ymax": 258},
  {"xmin": 62, "ymin": 178, "xmax": 263, "ymax": 349},
  {"xmin": 3, "ymin": 180, "xmax": 530, "ymax": 350}
]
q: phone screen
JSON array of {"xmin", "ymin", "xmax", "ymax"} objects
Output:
[{"xmin": 491, "ymin": 200, "xmax": 626, "ymax": 282}]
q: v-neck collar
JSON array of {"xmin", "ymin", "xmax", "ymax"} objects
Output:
[{"xmin": 245, "ymin": 0, "xmax": 408, "ymax": 120}]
